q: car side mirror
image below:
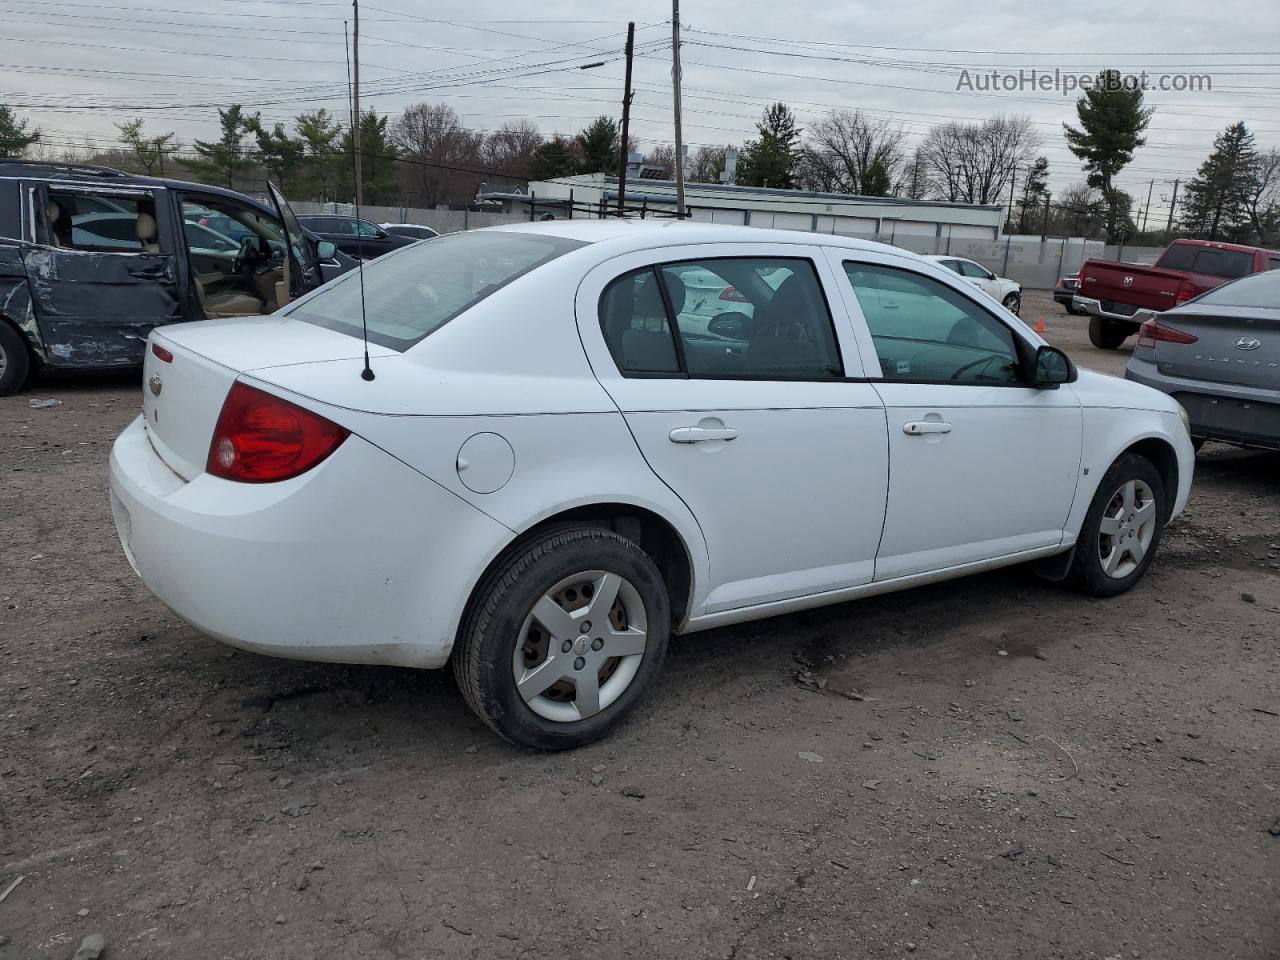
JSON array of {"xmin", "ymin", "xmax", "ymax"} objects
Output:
[
  {"xmin": 1032, "ymin": 345, "xmax": 1076, "ymax": 387},
  {"xmin": 316, "ymin": 240, "xmax": 337, "ymax": 260},
  {"xmin": 707, "ymin": 315, "xmax": 745, "ymax": 338}
]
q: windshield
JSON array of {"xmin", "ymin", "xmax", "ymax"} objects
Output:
[
  {"xmin": 1189, "ymin": 269, "xmax": 1280, "ymax": 308},
  {"xmin": 289, "ymin": 230, "xmax": 582, "ymax": 350}
]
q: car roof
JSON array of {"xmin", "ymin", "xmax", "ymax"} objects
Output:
[{"xmin": 487, "ymin": 218, "xmax": 926, "ymax": 260}]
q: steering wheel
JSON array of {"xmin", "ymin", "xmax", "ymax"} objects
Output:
[{"xmin": 949, "ymin": 353, "xmax": 1009, "ymax": 381}]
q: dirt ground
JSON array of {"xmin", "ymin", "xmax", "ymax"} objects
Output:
[{"xmin": 2, "ymin": 289, "xmax": 1278, "ymax": 959}]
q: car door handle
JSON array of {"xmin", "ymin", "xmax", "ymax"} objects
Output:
[
  {"xmin": 903, "ymin": 420, "xmax": 952, "ymax": 436},
  {"xmin": 670, "ymin": 426, "xmax": 739, "ymax": 443}
]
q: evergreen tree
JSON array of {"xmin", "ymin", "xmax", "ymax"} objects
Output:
[
  {"xmin": 1015, "ymin": 156, "xmax": 1050, "ymax": 232},
  {"xmin": 861, "ymin": 157, "xmax": 891, "ymax": 197},
  {"xmin": 529, "ymin": 135, "xmax": 579, "ymax": 180},
  {"xmin": 115, "ymin": 118, "xmax": 176, "ymax": 176},
  {"xmin": 576, "ymin": 117, "xmax": 619, "ymax": 175},
  {"xmin": 1180, "ymin": 122, "xmax": 1258, "ymax": 241},
  {"xmin": 337, "ymin": 109, "xmax": 399, "ymax": 205},
  {"xmin": 737, "ymin": 103, "xmax": 801, "ymax": 189},
  {"xmin": 1063, "ymin": 70, "xmax": 1153, "ymax": 237},
  {"xmin": 0, "ymin": 104, "xmax": 41, "ymax": 157},
  {"xmin": 249, "ymin": 120, "xmax": 305, "ymax": 193},
  {"xmin": 294, "ymin": 109, "xmax": 342, "ymax": 201},
  {"xmin": 191, "ymin": 105, "xmax": 259, "ymax": 188}
]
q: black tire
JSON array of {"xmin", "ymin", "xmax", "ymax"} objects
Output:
[
  {"xmin": 1088, "ymin": 316, "xmax": 1132, "ymax": 349},
  {"xmin": 453, "ymin": 525, "xmax": 671, "ymax": 750},
  {"xmin": 1192, "ymin": 437, "xmax": 1206, "ymax": 453},
  {"xmin": 0, "ymin": 321, "xmax": 32, "ymax": 397},
  {"xmin": 1065, "ymin": 304, "xmax": 1082, "ymax": 316},
  {"xmin": 1002, "ymin": 292, "xmax": 1021, "ymax": 316},
  {"xmin": 1068, "ymin": 453, "xmax": 1166, "ymax": 597}
]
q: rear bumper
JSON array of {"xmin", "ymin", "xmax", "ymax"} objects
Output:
[
  {"xmin": 1124, "ymin": 358, "xmax": 1280, "ymax": 449},
  {"xmin": 1072, "ymin": 295, "xmax": 1149, "ymax": 325},
  {"xmin": 108, "ymin": 415, "xmax": 513, "ymax": 668}
]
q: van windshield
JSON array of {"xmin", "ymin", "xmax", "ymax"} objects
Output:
[{"xmin": 289, "ymin": 230, "xmax": 582, "ymax": 350}]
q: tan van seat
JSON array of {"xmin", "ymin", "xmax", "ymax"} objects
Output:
[{"xmin": 195, "ymin": 276, "xmax": 264, "ymax": 317}]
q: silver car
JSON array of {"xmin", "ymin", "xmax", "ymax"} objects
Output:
[{"xmin": 1125, "ymin": 270, "xmax": 1280, "ymax": 451}]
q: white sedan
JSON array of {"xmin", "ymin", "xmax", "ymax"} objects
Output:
[
  {"xmin": 926, "ymin": 255, "xmax": 1023, "ymax": 314},
  {"xmin": 109, "ymin": 221, "xmax": 1194, "ymax": 749}
]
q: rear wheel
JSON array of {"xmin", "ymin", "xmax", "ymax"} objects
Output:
[
  {"xmin": 1002, "ymin": 292, "xmax": 1021, "ymax": 315},
  {"xmin": 453, "ymin": 525, "xmax": 671, "ymax": 750},
  {"xmin": 1088, "ymin": 316, "xmax": 1132, "ymax": 349},
  {"xmin": 0, "ymin": 322, "xmax": 32, "ymax": 397},
  {"xmin": 1068, "ymin": 453, "xmax": 1166, "ymax": 597}
]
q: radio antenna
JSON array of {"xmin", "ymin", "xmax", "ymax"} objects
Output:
[{"xmin": 344, "ymin": 15, "xmax": 375, "ymax": 382}]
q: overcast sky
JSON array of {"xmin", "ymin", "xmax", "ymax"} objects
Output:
[{"xmin": 6, "ymin": 0, "xmax": 1279, "ymax": 223}]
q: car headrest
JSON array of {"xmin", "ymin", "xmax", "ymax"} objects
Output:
[
  {"xmin": 47, "ymin": 202, "xmax": 63, "ymax": 224},
  {"xmin": 136, "ymin": 212, "xmax": 157, "ymax": 242},
  {"xmin": 753, "ymin": 274, "xmax": 812, "ymax": 336}
]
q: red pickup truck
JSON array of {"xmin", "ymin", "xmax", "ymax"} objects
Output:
[{"xmin": 1075, "ymin": 238, "xmax": 1280, "ymax": 348}]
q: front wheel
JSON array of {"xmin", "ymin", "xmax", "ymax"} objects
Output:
[
  {"xmin": 1088, "ymin": 316, "xmax": 1132, "ymax": 349},
  {"xmin": 1068, "ymin": 454, "xmax": 1166, "ymax": 597},
  {"xmin": 453, "ymin": 525, "xmax": 671, "ymax": 750},
  {"xmin": 1002, "ymin": 292, "xmax": 1021, "ymax": 315}
]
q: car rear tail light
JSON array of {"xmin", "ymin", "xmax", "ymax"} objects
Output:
[
  {"xmin": 719, "ymin": 286, "xmax": 750, "ymax": 302},
  {"xmin": 1174, "ymin": 281, "xmax": 1195, "ymax": 305},
  {"xmin": 1137, "ymin": 317, "xmax": 1199, "ymax": 349},
  {"xmin": 206, "ymin": 382, "xmax": 349, "ymax": 483},
  {"xmin": 151, "ymin": 342, "xmax": 173, "ymax": 363}
]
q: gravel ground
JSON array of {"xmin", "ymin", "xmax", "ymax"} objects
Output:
[{"xmin": 1, "ymin": 289, "xmax": 1278, "ymax": 959}]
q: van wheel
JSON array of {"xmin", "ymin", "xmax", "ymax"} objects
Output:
[
  {"xmin": 1068, "ymin": 453, "xmax": 1166, "ymax": 597},
  {"xmin": 0, "ymin": 322, "xmax": 32, "ymax": 396},
  {"xmin": 1088, "ymin": 316, "xmax": 1131, "ymax": 349},
  {"xmin": 453, "ymin": 525, "xmax": 671, "ymax": 750}
]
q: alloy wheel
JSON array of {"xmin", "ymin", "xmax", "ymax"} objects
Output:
[
  {"xmin": 512, "ymin": 570, "xmax": 648, "ymax": 722},
  {"xmin": 1097, "ymin": 478, "xmax": 1157, "ymax": 579}
]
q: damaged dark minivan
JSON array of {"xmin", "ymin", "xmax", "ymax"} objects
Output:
[{"xmin": 0, "ymin": 160, "xmax": 348, "ymax": 395}]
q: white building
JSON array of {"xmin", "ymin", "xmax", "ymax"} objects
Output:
[{"xmin": 520, "ymin": 174, "xmax": 1005, "ymax": 243}]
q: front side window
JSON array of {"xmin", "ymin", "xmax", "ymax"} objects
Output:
[
  {"xmin": 957, "ymin": 260, "xmax": 990, "ymax": 279},
  {"xmin": 600, "ymin": 257, "xmax": 843, "ymax": 379},
  {"xmin": 356, "ymin": 220, "xmax": 383, "ymax": 237},
  {"xmin": 291, "ymin": 229, "xmax": 581, "ymax": 350},
  {"xmin": 844, "ymin": 262, "xmax": 1021, "ymax": 383}
]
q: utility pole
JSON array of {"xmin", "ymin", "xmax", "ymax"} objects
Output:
[
  {"xmin": 616, "ymin": 22, "xmax": 635, "ymax": 218},
  {"xmin": 1006, "ymin": 165, "xmax": 1017, "ymax": 233},
  {"xmin": 1041, "ymin": 192, "xmax": 1051, "ymax": 241},
  {"xmin": 1165, "ymin": 178, "xmax": 1180, "ymax": 234},
  {"xmin": 671, "ymin": 0, "xmax": 686, "ymax": 218},
  {"xmin": 1140, "ymin": 178, "xmax": 1154, "ymax": 234},
  {"xmin": 352, "ymin": 0, "xmax": 363, "ymax": 208}
]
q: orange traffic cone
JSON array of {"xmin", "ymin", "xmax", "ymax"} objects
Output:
[{"xmin": 1035, "ymin": 315, "xmax": 1046, "ymax": 334}]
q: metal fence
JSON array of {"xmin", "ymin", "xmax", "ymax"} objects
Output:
[{"xmin": 290, "ymin": 199, "xmax": 1123, "ymax": 289}]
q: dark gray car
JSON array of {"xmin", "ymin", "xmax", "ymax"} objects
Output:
[{"xmin": 1125, "ymin": 270, "xmax": 1280, "ymax": 450}]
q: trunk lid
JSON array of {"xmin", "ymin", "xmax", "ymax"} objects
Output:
[
  {"xmin": 1154, "ymin": 307, "xmax": 1280, "ymax": 389},
  {"xmin": 143, "ymin": 316, "xmax": 396, "ymax": 480}
]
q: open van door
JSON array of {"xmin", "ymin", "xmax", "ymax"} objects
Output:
[{"xmin": 266, "ymin": 182, "xmax": 325, "ymax": 303}]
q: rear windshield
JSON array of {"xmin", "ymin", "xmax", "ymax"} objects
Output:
[
  {"xmin": 1189, "ymin": 269, "xmax": 1280, "ymax": 309},
  {"xmin": 289, "ymin": 230, "xmax": 582, "ymax": 350},
  {"xmin": 1157, "ymin": 244, "xmax": 1254, "ymax": 279}
]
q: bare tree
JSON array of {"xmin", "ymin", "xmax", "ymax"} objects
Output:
[
  {"xmin": 688, "ymin": 145, "xmax": 729, "ymax": 184},
  {"xmin": 481, "ymin": 120, "xmax": 542, "ymax": 179},
  {"xmin": 797, "ymin": 110, "xmax": 907, "ymax": 196},
  {"xmin": 919, "ymin": 114, "xmax": 1040, "ymax": 205},
  {"xmin": 1246, "ymin": 147, "xmax": 1280, "ymax": 245},
  {"xmin": 644, "ymin": 144, "xmax": 676, "ymax": 178},
  {"xmin": 393, "ymin": 103, "xmax": 485, "ymax": 208}
]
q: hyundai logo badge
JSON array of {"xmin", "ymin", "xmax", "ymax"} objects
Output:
[{"xmin": 1233, "ymin": 336, "xmax": 1262, "ymax": 351}]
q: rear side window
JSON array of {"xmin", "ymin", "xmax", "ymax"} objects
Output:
[
  {"xmin": 600, "ymin": 257, "xmax": 843, "ymax": 379},
  {"xmin": 1158, "ymin": 244, "xmax": 1254, "ymax": 279},
  {"xmin": 290, "ymin": 230, "xmax": 581, "ymax": 350},
  {"xmin": 49, "ymin": 190, "xmax": 159, "ymax": 253}
]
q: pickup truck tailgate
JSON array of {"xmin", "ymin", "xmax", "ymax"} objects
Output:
[{"xmin": 1079, "ymin": 262, "xmax": 1182, "ymax": 314}]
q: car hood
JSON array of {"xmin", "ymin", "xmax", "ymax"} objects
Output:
[{"xmin": 1071, "ymin": 366, "xmax": 1179, "ymax": 413}]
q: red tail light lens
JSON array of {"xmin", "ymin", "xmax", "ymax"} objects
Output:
[
  {"xmin": 1137, "ymin": 318, "xmax": 1199, "ymax": 349},
  {"xmin": 151, "ymin": 342, "xmax": 173, "ymax": 363},
  {"xmin": 206, "ymin": 382, "xmax": 349, "ymax": 483},
  {"xmin": 1175, "ymin": 282, "xmax": 1195, "ymax": 305},
  {"xmin": 719, "ymin": 286, "xmax": 750, "ymax": 302}
]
